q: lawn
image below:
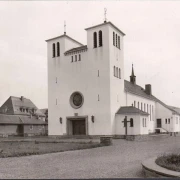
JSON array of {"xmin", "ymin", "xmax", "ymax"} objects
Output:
[{"xmin": 0, "ymin": 141, "xmax": 102, "ymax": 158}]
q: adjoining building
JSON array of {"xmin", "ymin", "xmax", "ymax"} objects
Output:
[
  {"xmin": 0, "ymin": 96, "xmax": 48, "ymax": 136},
  {"xmin": 46, "ymin": 20, "xmax": 180, "ymax": 137}
]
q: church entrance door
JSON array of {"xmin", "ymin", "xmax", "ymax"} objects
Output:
[{"xmin": 72, "ymin": 120, "xmax": 86, "ymax": 135}]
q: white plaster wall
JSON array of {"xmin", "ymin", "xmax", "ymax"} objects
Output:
[
  {"xmin": 125, "ymin": 92, "xmax": 156, "ymax": 133},
  {"xmin": 48, "ymin": 24, "xmax": 114, "ymax": 135},
  {"xmin": 155, "ymin": 102, "xmax": 174, "ymax": 132},
  {"xmin": 140, "ymin": 116, "xmax": 149, "ymax": 134},
  {"xmin": 108, "ymin": 25, "xmax": 126, "ymax": 135},
  {"xmin": 115, "ymin": 114, "xmax": 141, "ymax": 135}
]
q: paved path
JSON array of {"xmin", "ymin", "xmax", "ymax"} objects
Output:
[{"xmin": 0, "ymin": 136, "xmax": 180, "ymax": 179}]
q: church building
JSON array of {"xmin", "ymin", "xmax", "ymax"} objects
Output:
[{"xmin": 46, "ymin": 20, "xmax": 180, "ymax": 137}]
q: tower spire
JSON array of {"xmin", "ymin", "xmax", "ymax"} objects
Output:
[
  {"xmin": 104, "ymin": 8, "xmax": 107, "ymax": 23},
  {"xmin": 64, "ymin": 21, "xmax": 66, "ymax": 35},
  {"xmin": 130, "ymin": 64, "xmax": 136, "ymax": 84}
]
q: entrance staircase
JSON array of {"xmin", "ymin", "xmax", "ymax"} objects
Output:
[{"xmin": 154, "ymin": 127, "xmax": 169, "ymax": 134}]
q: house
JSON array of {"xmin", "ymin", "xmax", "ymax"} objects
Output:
[
  {"xmin": 0, "ymin": 96, "xmax": 48, "ymax": 136},
  {"xmin": 46, "ymin": 19, "xmax": 180, "ymax": 137}
]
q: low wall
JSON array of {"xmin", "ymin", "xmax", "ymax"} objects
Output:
[{"xmin": 142, "ymin": 157, "xmax": 180, "ymax": 178}]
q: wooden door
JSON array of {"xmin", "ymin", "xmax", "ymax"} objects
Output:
[
  {"xmin": 72, "ymin": 120, "xmax": 86, "ymax": 135},
  {"xmin": 157, "ymin": 119, "xmax": 162, "ymax": 128}
]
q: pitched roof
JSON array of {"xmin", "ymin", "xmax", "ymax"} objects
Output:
[
  {"xmin": 0, "ymin": 114, "xmax": 47, "ymax": 125},
  {"xmin": 64, "ymin": 45, "xmax": 87, "ymax": 55},
  {"xmin": 124, "ymin": 80, "xmax": 180, "ymax": 115},
  {"xmin": 45, "ymin": 34, "xmax": 83, "ymax": 46},
  {"xmin": 85, "ymin": 21, "xmax": 126, "ymax": 36},
  {"xmin": 116, "ymin": 106, "xmax": 149, "ymax": 116},
  {"xmin": 0, "ymin": 96, "xmax": 38, "ymax": 115}
]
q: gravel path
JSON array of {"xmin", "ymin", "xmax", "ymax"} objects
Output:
[{"xmin": 0, "ymin": 135, "xmax": 180, "ymax": 179}]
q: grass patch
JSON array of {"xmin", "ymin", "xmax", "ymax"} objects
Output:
[
  {"xmin": 156, "ymin": 154, "xmax": 180, "ymax": 172},
  {"xmin": 0, "ymin": 141, "xmax": 103, "ymax": 158}
]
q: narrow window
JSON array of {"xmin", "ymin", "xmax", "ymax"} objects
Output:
[
  {"xmin": 99, "ymin": 30, "xmax": 103, "ymax": 47},
  {"xmin": 98, "ymin": 94, "xmax": 100, "ymax": 101},
  {"xmin": 130, "ymin": 118, "xmax": 133, "ymax": 127},
  {"xmin": 118, "ymin": 36, "xmax": 120, "ymax": 49},
  {"xmin": 134, "ymin": 101, "xmax": 136, "ymax": 107},
  {"xmin": 114, "ymin": 66, "xmax": 116, "ymax": 77},
  {"xmin": 98, "ymin": 70, "xmax": 99, "ymax": 77},
  {"xmin": 144, "ymin": 103, "xmax": 146, "ymax": 112},
  {"xmin": 116, "ymin": 34, "xmax": 117, "ymax": 47},
  {"xmin": 113, "ymin": 32, "xmax": 115, "ymax": 46},
  {"xmin": 79, "ymin": 54, "xmax": 81, "ymax": 61},
  {"xmin": 168, "ymin": 118, "xmax": 170, "ymax": 124},
  {"xmin": 147, "ymin": 104, "xmax": 148, "ymax": 113},
  {"xmin": 138, "ymin": 102, "xmax": 139, "ymax": 109},
  {"xmin": 57, "ymin": 42, "xmax": 60, "ymax": 56},
  {"xmin": 119, "ymin": 68, "xmax": 121, "ymax": 79},
  {"xmin": 56, "ymin": 77, "xmax": 57, "ymax": 84},
  {"xmin": 93, "ymin": 32, "xmax": 97, "ymax": 48},
  {"xmin": 116, "ymin": 67, "xmax": 118, "ymax": 78},
  {"xmin": 75, "ymin": 55, "xmax": 77, "ymax": 62},
  {"xmin": 141, "ymin": 103, "xmax": 143, "ymax": 110},
  {"xmin": 165, "ymin": 119, "xmax": 167, "ymax": 124},
  {"xmin": 145, "ymin": 118, "xmax": 146, "ymax": 127},
  {"xmin": 52, "ymin": 43, "xmax": 55, "ymax": 58},
  {"xmin": 71, "ymin": 56, "xmax": 73, "ymax": 62}
]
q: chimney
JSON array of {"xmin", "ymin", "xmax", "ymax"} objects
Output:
[
  {"xmin": 145, "ymin": 84, "xmax": 152, "ymax": 95},
  {"xmin": 20, "ymin": 96, "xmax": 24, "ymax": 102}
]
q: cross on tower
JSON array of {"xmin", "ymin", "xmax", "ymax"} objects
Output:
[
  {"xmin": 122, "ymin": 116, "xmax": 131, "ymax": 136},
  {"xmin": 64, "ymin": 21, "xmax": 66, "ymax": 35},
  {"xmin": 104, "ymin": 8, "xmax": 107, "ymax": 23}
]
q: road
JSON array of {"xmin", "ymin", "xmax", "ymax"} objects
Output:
[{"xmin": 0, "ymin": 135, "xmax": 180, "ymax": 179}]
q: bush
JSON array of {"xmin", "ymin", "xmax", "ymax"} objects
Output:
[{"xmin": 156, "ymin": 154, "xmax": 180, "ymax": 172}]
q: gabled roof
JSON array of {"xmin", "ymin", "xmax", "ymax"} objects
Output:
[
  {"xmin": 45, "ymin": 34, "xmax": 84, "ymax": 46},
  {"xmin": 0, "ymin": 114, "xmax": 47, "ymax": 125},
  {"xmin": 85, "ymin": 21, "xmax": 126, "ymax": 36},
  {"xmin": 124, "ymin": 80, "xmax": 180, "ymax": 115},
  {"xmin": 116, "ymin": 106, "xmax": 149, "ymax": 116},
  {"xmin": 64, "ymin": 45, "xmax": 87, "ymax": 55},
  {"xmin": 0, "ymin": 96, "xmax": 37, "ymax": 115}
]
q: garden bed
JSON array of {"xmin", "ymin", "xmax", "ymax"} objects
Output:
[
  {"xmin": 0, "ymin": 141, "xmax": 102, "ymax": 158},
  {"xmin": 156, "ymin": 154, "xmax": 180, "ymax": 172}
]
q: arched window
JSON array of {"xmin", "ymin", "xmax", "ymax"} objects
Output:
[
  {"xmin": 79, "ymin": 54, "xmax": 81, "ymax": 61},
  {"xmin": 52, "ymin": 43, "xmax": 55, "ymax": 58},
  {"xmin": 116, "ymin": 34, "xmax": 117, "ymax": 47},
  {"xmin": 130, "ymin": 118, "xmax": 133, "ymax": 127},
  {"xmin": 93, "ymin": 32, "xmax": 97, "ymax": 48},
  {"xmin": 71, "ymin": 56, "xmax": 73, "ymax": 62},
  {"xmin": 134, "ymin": 101, "xmax": 136, "ymax": 107},
  {"xmin": 119, "ymin": 68, "xmax": 121, "ymax": 79},
  {"xmin": 116, "ymin": 67, "xmax": 118, "ymax": 77},
  {"xmin": 57, "ymin": 42, "xmax": 60, "ymax": 56},
  {"xmin": 118, "ymin": 36, "xmax": 120, "ymax": 49},
  {"xmin": 99, "ymin": 30, "xmax": 103, "ymax": 47},
  {"xmin": 138, "ymin": 102, "xmax": 139, "ymax": 109},
  {"xmin": 75, "ymin": 55, "xmax": 77, "ymax": 62},
  {"xmin": 114, "ymin": 66, "xmax": 115, "ymax": 76},
  {"xmin": 113, "ymin": 32, "xmax": 115, "ymax": 46},
  {"xmin": 141, "ymin": 103, "xmax": 143, "ymax": 110}
]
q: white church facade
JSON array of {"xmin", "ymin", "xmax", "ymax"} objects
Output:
[{"xmin": 46, "ymin": 20, "xmax": 180, "ymax": 137}]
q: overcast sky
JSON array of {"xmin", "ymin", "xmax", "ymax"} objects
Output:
[{"xmin": 0, "ymin": 1, "xmax": 180, "ymax": 109}]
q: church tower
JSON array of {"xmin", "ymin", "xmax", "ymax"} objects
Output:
[{"xmin": 130, "ymin": 64, "xmax": 136, "ymax": 84}]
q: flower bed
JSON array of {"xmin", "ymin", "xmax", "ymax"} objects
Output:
[{"xmin": 156, "ymin": 154, "xmax": 180, "ymax": 172}]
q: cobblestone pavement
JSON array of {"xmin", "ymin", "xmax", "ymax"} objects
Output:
[{"xmin": 0, "ymin": 135, "xmax": 180, "ymax": 179}]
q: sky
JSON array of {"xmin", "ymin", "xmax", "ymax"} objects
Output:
[{"xmin": 0, "ymin": 1, "xmax": 180, "ymax": 109}]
